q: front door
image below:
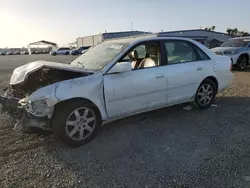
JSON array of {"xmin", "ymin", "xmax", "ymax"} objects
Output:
[{"xmin": 103, "ymin": 41, "xmax": 167, "ymax": 118}]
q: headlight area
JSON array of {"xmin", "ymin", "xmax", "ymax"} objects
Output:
[
  {"xmin": 224, "ymin": 50, "xmax": 240, "ymax": 55},
  {"xmin": 14, "ymin": 97, "xmax": 55, "ymax": 131},
  {"xmin": 19, "ymin": 97, "xmax": 54, "ymax": 118}
]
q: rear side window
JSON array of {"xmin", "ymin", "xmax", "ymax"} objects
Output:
[
  {"xmin": 59, "ymin": 48, "xmax": 70, "ymax": 50},
  {"xmin": 164, "ymin": 41, "xmax": 198, "ymax": 64},
  {"xmin": 164, "ymin": 40, "xmax": 210, "ymax": 64},
  {"xmin": 196, "ymin": 47, "xmax": 210, "ymax": 60}
]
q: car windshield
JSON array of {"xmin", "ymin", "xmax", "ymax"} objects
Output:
[
  {"xmin": 71, "ymin": 41, "xmax": 128, "ymax": 70},
  {"xmin": 221, "ymin": 39, "xmax": 250, "ymax": 47}
]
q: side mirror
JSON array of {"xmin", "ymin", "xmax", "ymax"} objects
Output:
[{"xmin": 108, "ymin": 62, "xmax": 132, "ymax": 74}]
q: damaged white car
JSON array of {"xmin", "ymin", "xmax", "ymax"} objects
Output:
[{"xmin": 0, "ymin": 36, "xmax": 233, "ymax": 147}]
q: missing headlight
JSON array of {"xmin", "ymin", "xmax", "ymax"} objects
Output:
[{"xmin": 22, "ymin": 99, "xmax": 53, "ymax": 117}]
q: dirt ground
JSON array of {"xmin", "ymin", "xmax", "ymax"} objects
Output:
[{"xmin": 1, "ymin": 55, "xmax": 250, "ymax": 188}]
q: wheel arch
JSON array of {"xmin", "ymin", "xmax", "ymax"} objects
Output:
[
  {"xmin": 52, "ymin": 97, "xmax": 103, "ymax": 121},
  {"xmin": 202, "ymin": 76, "xmax": 218, "ymax": 93},
  {"xmin": 239, "ymin": 53, "xmax": 249, "ymax": 64}
]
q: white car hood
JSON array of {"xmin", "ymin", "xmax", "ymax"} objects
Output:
[
  {"xmin": 10, "ymin": 61, "xmax": 94, "ymax": 85},
  {"xmin": 211, "ymin": 47, "xmax": 242, "ymax": 52}
]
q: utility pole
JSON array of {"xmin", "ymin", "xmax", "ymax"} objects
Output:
[{"xmin": 130, "ymin": 22, "xmax": 133, "ymax": 31}]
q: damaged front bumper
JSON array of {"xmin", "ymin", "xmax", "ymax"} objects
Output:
[{"xmin": 0, "ymin": 92, "xmax": 52, "ymax": 131}]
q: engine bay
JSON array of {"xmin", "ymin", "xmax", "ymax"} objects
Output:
[{"xmin": 9, "ymin": 67, "xmax": 89, "ymax": 99}]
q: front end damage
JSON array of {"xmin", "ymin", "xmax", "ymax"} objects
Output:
[{"xmin": 0, "ymin": 61, "xmax": 92, "ymax": 131}]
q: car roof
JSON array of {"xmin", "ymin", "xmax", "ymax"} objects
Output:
[
  {"xmin": 230, "ymin": 36, "xmax": 250, "ymax": 40},
  {"xmin": 104, "ymin": 35, "xmax": 197, "ymax": 45}
]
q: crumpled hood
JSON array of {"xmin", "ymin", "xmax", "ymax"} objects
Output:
[
  {"xmin": 10, "ymin": 61, "xmax": 93, "ymax": 85},
  {"xmin": 211, "ymin": 47, "xmax": 243, "ymax": 52}
]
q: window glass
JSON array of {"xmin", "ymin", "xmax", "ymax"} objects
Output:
[
  {"xmin": 119, "ymin": 42, "xmax": 160, "ymax": 69},
  {"xmin": 165, "ymin": 41, "xmax": 198, "ymax": 64},
  {"xmin": 71, "ymin": 42, "xmax": 127, "ymax": 70},
  {"xmin": 135, "ymin": 45, "xmax": 146, "ymax": 58},
  {"xmin": 59, "ymin": 48, "xmax": 69, "ymax": 50},
  {"xmin": 221, "ymin": 39, "xmax": 250, "ymax": 47},
  {"xmin": 196, "ymin": 47, "xmax": 210, "ymax": 60}
]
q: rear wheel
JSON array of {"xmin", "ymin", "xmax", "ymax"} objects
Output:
[
  {"xmin": 52, "ymin": 100, "xmax": 101, "ymax": 147},
  {"xmin": 194, "ymin": 79, "xmax": 217, "ymax": 109},
  {"xmin": 237, "ymin": 55, "xmax": 248, "ymax": 71}
]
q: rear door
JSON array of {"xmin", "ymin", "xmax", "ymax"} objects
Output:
[{"xmin": 161, "ymin": 39, "xmax": 210, "ymax": 104}]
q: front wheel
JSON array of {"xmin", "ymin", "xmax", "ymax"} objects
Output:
[
  {"xmin": 65, "ymin": 52, "xmax": 70, "ymax": 55},
  {"xmin": 52, "ymin": 100, "xmax": 101, "ymax": 147},
  {"xmin": 194, "ymin": 79, "xmax": 217, "ymax": 109},
  {"xmin": 237, "ymin": 55, "xmax": 248, "ymax": 71}
]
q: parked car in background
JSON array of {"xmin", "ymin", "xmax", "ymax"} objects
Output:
[
  {"xmin": 50, "ymin": 47, "xmax": 71, "ymax": 55},
  {"xmin": 14, "ymin": 51, "xmax": 20, "ymax": 55},
  {"xmin": 41, "ymin": 50, "xmax": 50, "ymax": 54},
  {"xmin": 6, "ymin": 51, "xmax": 14, "ymax": 55},
  {"xmin": 20, "ymin": 50, "xmax": 29, "ymax": 55},
  {"xmin": 81, "ymin": 46, "xmax": 91, "ymax": 54},
  {"xmin": 70, "ymin": 46, "xmax": 91, "ymax": 56},
  {"xmin": 0, "ymin": 51, "xmax": 6, "ymax": 55},
  {"xmin": 211, "ymin": 37, "xmax": 250, "ymax": 71},
  {"xmin": 0, "ymin": 36, "xmax": 233, "ymax": 147}
]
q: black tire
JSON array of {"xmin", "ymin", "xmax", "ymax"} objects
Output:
[
  {"xmin": 65, "ymin": 52, "xmax": 70, "ymax": 55},
  {"xmin": 194, "ymin": 79, "xmax": 217, "ymax": 109},
  {"xmin": 52, "ymin": 52, "xmax": 57, "ymax": 56},
  {"xmin": 52, "ymin": 99, "xmax": 101, "ymax": 147},
  {"xmin": 237, "ymin": 55, "xmax": 248, "ymax": 71}
]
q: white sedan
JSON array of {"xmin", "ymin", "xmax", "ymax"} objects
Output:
[{"xmin": 0, "ymin": 36, "xmax": 233, "ymax": 147}]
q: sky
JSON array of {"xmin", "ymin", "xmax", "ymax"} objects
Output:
[{"xmin": 0, "ymin": 0, "xmax": 249, "ymax": 48}]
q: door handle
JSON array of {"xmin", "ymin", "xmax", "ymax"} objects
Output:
[
  {"xmin": 197, "ymin": 67, "xmax": 203, "ymax": 71},
  {"xmin": 156, "ymin": 75, "xmax": 164, "ymax": 79}
]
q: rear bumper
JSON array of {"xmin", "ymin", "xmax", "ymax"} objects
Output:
[{"xmin": 218, "ymin": 72, "xmax": 233, "ymax": 92}]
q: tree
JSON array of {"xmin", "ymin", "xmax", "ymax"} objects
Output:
[
  {"xmin": 238, "ymin": 31, "xmax": 249, "ymax": 36},
  {"xmin": 226, "ymin": 28, "xmax": 249, "ymax": 36},
  {"xmin": 226, "ymin": 28, "xmax": 238, "ymax": 35},
  {"xmin": 204, "ymin": 26, "xmax": 216, "ymax": 31}
]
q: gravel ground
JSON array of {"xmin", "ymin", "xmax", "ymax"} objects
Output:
[{"xmin": 1, "ymin": 56, "xmax": 250, "ymax": 188}]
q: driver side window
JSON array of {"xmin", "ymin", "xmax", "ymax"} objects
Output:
[{"xmin": 119, "ymin": 42, "xmax": 160, "ymax": 70}]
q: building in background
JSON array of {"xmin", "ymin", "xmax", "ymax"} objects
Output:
[
  {"xmin": 27, "ymin": 40, "xmax": 58, "ymax": 55},
  {"xmin": 76, "ymin": 31, "xmax": 152, "ymax": 47},
  {"xmin": 68, "ymin": 41, "xmax": 77, "ymax": 49},
  {"xmin": 157, "ymin": 29, "xmax": 232, "ymax": 48},
  {"xmin": 76, "ymin": 29, "xmax": 231, "ymax": 49}
]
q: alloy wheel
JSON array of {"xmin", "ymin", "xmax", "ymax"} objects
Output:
[
  {"xmin": 239, "ymin": 56, "xmax": 247, "ymax": 70},
  {"xmin": 65, "ymin": 107, "xmax": 96, "ymax": 141},
  {"xmin": 197, "ymin": 84, "xmax": 214, "ymax": 105}
]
